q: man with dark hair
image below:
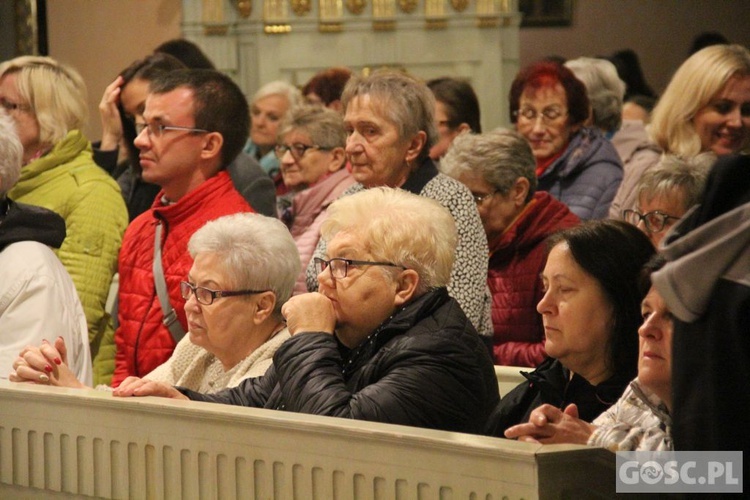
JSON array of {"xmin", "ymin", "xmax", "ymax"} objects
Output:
[{"xmin": 112, "ymin": 69, "xmax": 255, "ymax": 387}]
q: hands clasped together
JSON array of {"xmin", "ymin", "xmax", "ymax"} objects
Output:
[
  {"xmin": 504, "ymin": 403, "xmax": 596, "ymax": 445},
  {"xmin": 11, "ymin": 337, "xmax": 86, "ymax": 389}
]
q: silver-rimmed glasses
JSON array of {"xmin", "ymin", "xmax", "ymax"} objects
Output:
[{"xmin": 135, "ymin": 122, "xmax": 209, "ymax": 138}]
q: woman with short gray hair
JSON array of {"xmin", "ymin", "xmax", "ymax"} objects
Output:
[
  {"xmin": 625, "ymin": 154, "xmax": 713, "ymax": 247},
  {"xmin": 275, "ymin": 104, "xmax": 354, "ymax": 294},
  {"xmin": 306, "ymin": 70, "xmax": 493, "ymax": 340},
  {"xmin": 442, "ymin": 129, "xmax": 579, "ymax": 367},
  {"xmin": 12, "ymin": 213, "xmax": 299, "ymax": 393}
]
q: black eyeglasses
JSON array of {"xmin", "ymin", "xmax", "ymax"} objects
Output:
[
  {"xmin": 514, "ymin": 107, "xmax": 567, "ymax": 124},
  {"xmin": 135, "ymin": 122, "xmax": 209, "ymax": 138},
  {"xmin": 623, "ymin": 209, "xmax": 680, "ymax": 233},
  {"xmin": 472, "ymin": 190, "xmax": 497, "ymax": 205},
  {"xmin": 274, "ymin": 142, "xmax": 329, "ymax": 160},
  {"xmin": 180, "ymin": 281, "xmax": 269, "ymax": 306},
  {"xmin": 0, "ymin": 97, "xmax": 31, "ymax": 113},
  {"xmin": 313, "ymin": 257, "xmax": 406, "ymax": 279}
]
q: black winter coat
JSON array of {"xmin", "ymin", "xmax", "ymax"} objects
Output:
[
  {"xmin": 178, "ymin": 288, "xmax": 499, "ymax": 435},
  {"xmin": 485, "ymin": 357, "xmax": 630, "ymax": 437}
]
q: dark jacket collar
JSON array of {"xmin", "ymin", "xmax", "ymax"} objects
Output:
[
  {"xmin": 523, "ymin": 357, "xmax": 630, "ymax": 410},
  {"xmin": 339, "ymin": 288, "xmax": 451, "ymax": 375},
  {"xmin": 400, "ymin": 157, "xmax": 439, "ymax": 195},
  {"xmin": 0, "ymin": 197, "xmax": 66, "ymax": 251}
]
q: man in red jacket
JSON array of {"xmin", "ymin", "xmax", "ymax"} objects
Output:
[{"xmin": 111, "ymin": 69, "xmax": 255, "ymax": 386}]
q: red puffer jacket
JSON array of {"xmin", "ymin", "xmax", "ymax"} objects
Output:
[
  {"xmin": 112, "ymin": 171, "xmax": 253, "ymax": 386},
  {"xmin": 488, "ymin": 192, "xmax": 579, "ymax": 367}
]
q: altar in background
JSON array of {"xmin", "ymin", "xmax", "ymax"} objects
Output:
[{"xmin": 182, "ymin": 0, "xmax": 520, "ymax": 131}]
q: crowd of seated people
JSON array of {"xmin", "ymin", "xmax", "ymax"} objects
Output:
[{"xmin": 2, "ymin": 37, "xmax": 750, "ymax": 459}]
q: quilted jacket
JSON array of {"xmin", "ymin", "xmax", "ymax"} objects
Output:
[
  {"xmin": 7, "ymin": 130, "xmax": 128, "ymax": 385},
  {"xmin": 112, "ymin": 171, "xmax": 253, "ymax": 386},
  {"xmin": 538, "ymin": 127, "xmax": 623, "ymax": 220},
  {"xmin": 178, "ymin": 288, "xmax": 500, "ymax": 435},
  {"xmin": 488, "ymin": 192, "xmax": 579, "ymax": 366}
]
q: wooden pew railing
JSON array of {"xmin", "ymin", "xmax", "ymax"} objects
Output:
[{"xmin": 0, "ymin": 379, "xmax": 615, "ymax": 499}]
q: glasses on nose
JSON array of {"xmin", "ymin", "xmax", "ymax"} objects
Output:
[
  {"xmin": 313, "ymin": 257, "xmax": 406, "ymax": 279},
  {"xmin": 135, "ymin": 122, "xmax": 209, "ymax": 138},
  {"xmin": 0, "ymin": 97, "xmax": 31, "ymax": 113},
  {"xmin": 180, "ymin": 281, "xmax": 269, "ymax": 306},
  {"xmin": 623, "ymin": 209, "xmax": 680, "ymax": 233},
  {"xmin": 274, "ymin": 143, "xmax": 328, "ymax": 160},
  {"xmin": 514, "ymin": 107, "xmax": 567, "ymax": 125},
  {"xmin": 472, "ymin": 190, "xmax": 497, "ymax": 205}
]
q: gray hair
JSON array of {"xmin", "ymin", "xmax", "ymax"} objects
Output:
[
  {"xmin": 252, "ymin": 80, "xmax": 303, "ymax": 109},
  {"xmin": 340, "ymin": 70, "xmax": 437, "ymax": 162},
  {"xmin": 565, "ymin": 57, "xmax": 626, "ymax": 134},
  {"xmin": 637, "ymin": 153, "xmax": 715, "ymax": 211},
  {"xmin": 440, "ymin": 128, "xmax": 537, "ymax": 202},
  {"xmin": 321, "ymin": 187, "xmax": 456, "ymax": 295},
  {"xmin": 0, "ymin": 110, "xmax": 23, "ymax": 197},
  {"xmin": 277, "ymin": 104, "xmax": 346, "ymax": 150},
  {"xmin": 188, "ymin": 213, "xmax": 301, "ymax": 316}
]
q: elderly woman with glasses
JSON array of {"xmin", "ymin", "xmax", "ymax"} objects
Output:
[
  {"xmin": 441, "ymin": 129, "xmax": 579, "ymax": 367},
  {"xmin": 0, "ymin": 56, "xmax": 128, "ymax": 386},
  {"xmin": 274, "ymin": 105, "xmax": 355, "ymax": 293},
  {"xmin": 510, "ymin": 61, "xmax": 623, "ymax": 220},
  {"xmin": 306, "ymin": 70, "xmax": 492, "ymax": 340},
  {"xmin": 11, "ymin": 213, "xmax": 298, "ymax": 393},
  {"xmin": 108, "ymin": 188, "xmax": 500, "ymax": 435},
  {"xmin": 624, "ymin": 154, "xmax": 712, "ymax": 247}
]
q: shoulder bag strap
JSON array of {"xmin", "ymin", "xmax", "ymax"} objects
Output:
[{"xmin": 153, "ymin": 221, "xmax": 186, "ymax": 343}]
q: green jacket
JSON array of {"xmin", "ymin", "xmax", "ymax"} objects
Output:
[{"xmin": 8, "ymin": 130, "xmax": 128, "ymax": 386}]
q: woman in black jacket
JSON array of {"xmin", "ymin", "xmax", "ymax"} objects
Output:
[{"xmin": 112, "ymin": 187, "xmax": 500, "ymax": 435}]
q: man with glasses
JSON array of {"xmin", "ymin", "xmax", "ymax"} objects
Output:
[
  {"xmin": 112, "ymin": 69, "xmax": 255, "ymax": 387},
  {"xmin": 114, "ymin": 188, "xmax": 500, "ymax": 435}
]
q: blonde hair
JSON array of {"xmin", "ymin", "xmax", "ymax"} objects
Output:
[
  {"xmin": 650, "ymin": 44, "xmax": 750, "ymax": 157},
  {"xmin": 321, "ymin": 187, "xmax": 456, "ymax": 295},
  {"xmin": 0, "ymin": 56, "xmax": 88, "ymax": 148}
]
